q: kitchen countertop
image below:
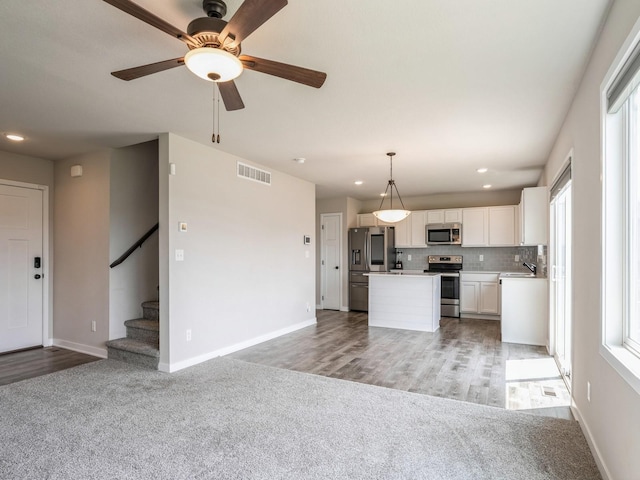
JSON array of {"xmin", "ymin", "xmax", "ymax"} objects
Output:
[{"xmin": 366, "ymin": 271, "xmax": 441, "ymax": 277}]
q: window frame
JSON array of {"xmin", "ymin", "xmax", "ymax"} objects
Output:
[{"xmin": 601, "ymin": 17, "xmax": 640, "ymax": 396}]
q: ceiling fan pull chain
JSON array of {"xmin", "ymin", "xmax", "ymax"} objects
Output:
[
  {"xmin": 216, "ymin": 85, "xmax": 221, "ymax": 143},
  {"xmin": 212, "ymin": 81, "xmax": 217, "ymax": 143}
]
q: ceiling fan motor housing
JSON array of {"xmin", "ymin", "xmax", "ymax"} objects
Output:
[{"xmin": 203, "ymin": 0, "xmax": 227, "ymax": 18}]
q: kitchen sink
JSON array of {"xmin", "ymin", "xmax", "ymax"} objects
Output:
[{"xmin": 500, "ymin": 272, "xmax": 536, "ymax": 278}]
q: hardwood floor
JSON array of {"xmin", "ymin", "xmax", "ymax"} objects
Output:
[
  {"xmin": 0, "ymin": 347, "xmax": 100, "ymax": 386},
  {"xmin": 230, "ymin": 310, "xmax": 574, "ymax": 420}
]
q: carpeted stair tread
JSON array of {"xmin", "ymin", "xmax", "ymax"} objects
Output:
[
  {"xmin": 124, "ymin": 319, "xmax": 159, "ymax": 332},
  {"xmin": 141, "ymin": 301, "xmax": 159, "ymax": 321},
  {"xmin": 141, "ymin": 301, "xmax": 159, "ymax": 309},
  {"xmin": 106, "ymin": 338, "xmax": 160, "ymax": 358}
]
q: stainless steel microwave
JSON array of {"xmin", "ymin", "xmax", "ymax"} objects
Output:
[{"xmin": 426, "ymin": 223, "xmax": 462, "ymax": 245}]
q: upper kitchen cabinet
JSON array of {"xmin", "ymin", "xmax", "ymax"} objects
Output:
[
  {"xmin": 357, "ymin": 213, "xmax": 397, "ymax": 227},
  {"xmin": 395, "ymin": 211, "xmax": 428, "ymax": 248},
  {"xmin": 488, "ymin": 206, "xmax": 516, "ymax": 246},
  {"xmin": 462, "ymin": 208, "xmax": 488, "ymax": 246},
  {"xmin": 519, "ymin": 187, "xmax": 548, "ymax": 245},
  {"xmin": 426, "ymin": 209, "xmax": 462, "ymax": 225},
  {"xmin": 463, "ymin": 206, "xmax": 517, "ymax": 247}
]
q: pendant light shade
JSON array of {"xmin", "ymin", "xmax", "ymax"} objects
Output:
[
  {"xmin": 372, "ymin": 152, "xmax": 411, "ymax": 224},
  {"xmin": 184, "ymin": 47, "xmax": 243, "ymax": 82}
]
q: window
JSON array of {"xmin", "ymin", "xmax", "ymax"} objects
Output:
[{"xmin": 602, "ymin": 20, "xmax": 640, "ymax": 394}]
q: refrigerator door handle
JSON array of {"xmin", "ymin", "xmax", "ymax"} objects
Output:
[{"xmin": 364, "ymin": 233, "xmax": 370, "ymax": 270}]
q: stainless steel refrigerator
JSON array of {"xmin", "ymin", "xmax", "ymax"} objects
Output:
[{"xmin": 348, "ymin": 226, "xmax": 395, "ymax": 311}]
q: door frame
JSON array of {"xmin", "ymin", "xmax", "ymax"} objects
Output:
[
  {"xmin": 0, "ymin": 179, "xmax": 51, "ymax": 348},
  {"xmin": 320, "ymin": 212, "xmax": 343, "ymax": 311},
  {"xmin": 548, "ymin": 151, "xmax": 573, "ymax": 391}
]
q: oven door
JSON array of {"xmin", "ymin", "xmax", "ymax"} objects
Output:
[{"xmin": 440, "ymin": 274, "xmax": 460, "ymax": 317}]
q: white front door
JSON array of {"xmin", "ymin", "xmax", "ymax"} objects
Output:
[
  {"xmin": 0, "ymin": 184, "xmax": 44, "ymax": 353},
  {"xmin": 321, "ymin": 213, "xmax": 341, "ymax": 310}
]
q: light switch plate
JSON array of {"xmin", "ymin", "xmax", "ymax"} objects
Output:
[{"xmin": 179, "ymin": 222, "xmax": 188, "ymax": 232}]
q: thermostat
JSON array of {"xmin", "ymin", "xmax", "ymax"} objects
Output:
[{"xmin": 303, "ymin": 235, "xmax": 311, "ymax": 245}]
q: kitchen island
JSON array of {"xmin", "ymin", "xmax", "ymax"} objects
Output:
[{"xmin": 366, "ymin": 272, "xmax": 441, "ymax": 332}]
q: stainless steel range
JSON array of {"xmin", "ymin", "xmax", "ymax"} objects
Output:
[{"xmin": 426, "ymin": 255, "xmax": 463, "ymax": 318}]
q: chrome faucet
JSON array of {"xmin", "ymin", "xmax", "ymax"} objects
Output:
[{"xmin": 523, "ymin": 262, "xmax": 537, "ymax": 275}]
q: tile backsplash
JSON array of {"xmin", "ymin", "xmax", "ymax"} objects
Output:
[{"xmin": 395, "ymin": 245, "xmax": 547, "ymax": 276}]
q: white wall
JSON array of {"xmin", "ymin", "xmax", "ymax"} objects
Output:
[
  {"xmin": 109, "ymin": 141, "xmax": 159, "ymax": 340},
  {"xmin": 542, "ymin": 1, "xmax": 640, "ymax": 478},
  {"xmin": 53, "ymin": 150, "xmax": 111, "ymax": 357},
  {"xmin": 158, "ymin": 133, "xmax": 316, "ymax": 371}
]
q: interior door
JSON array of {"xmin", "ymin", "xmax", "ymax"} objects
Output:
[
  {"xmin": 0, "ymin": 184, "xmax": 44, "ymax": 353},
  {"xmin": 550, "ymin": 181, "xmax": 572, "ymax": 390},
  {"xmin": 321, "ymin": 213, "xmax": 341, "ymax": 310}
]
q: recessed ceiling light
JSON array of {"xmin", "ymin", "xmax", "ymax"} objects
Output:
[
  {"xmin": 5, "ymin": 133, "xmax": 24, "ymax": 142},
  {"xmin": 483, "ymin": 184, "xmax": 492, "ymax": 189},
  {"xmin": 354, "ymin": 180, "xmax": 363, "ymax": 185},
  {"xmin": 293, "ymin": 157, "xmax": 305, "ymax": 164},
  {"xmin": 477, "ymin": 167, "xmax": 488, "ymax": 173}
]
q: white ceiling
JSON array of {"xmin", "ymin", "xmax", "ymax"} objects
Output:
[{"xmin": 0, "ymin": 0, "xmax": 611, "ymax": 200}]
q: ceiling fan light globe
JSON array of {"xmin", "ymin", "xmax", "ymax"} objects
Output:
[
  {"xmin": 184, "ymin": 47, "xmax": 243, "ymax": 82},
  {"xmin": 373, "ymin": 209, "xmax": 411, "ymax": 223}
]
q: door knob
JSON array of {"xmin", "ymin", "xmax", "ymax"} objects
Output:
[{"xmin": 34, "ymin": 274, "xmax": 42, "ymax": 279}]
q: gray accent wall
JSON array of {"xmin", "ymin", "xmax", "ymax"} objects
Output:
[
  {"xmin": 53, "ymin": 150, "xmax": 111, "ymax": 356},
  {"xmin": 159, "ymin": 134, "xmax": 316, "ymax": 371}
]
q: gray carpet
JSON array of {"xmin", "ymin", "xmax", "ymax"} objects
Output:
[{"xmin": 0, "ymin": 357, "xmax": 600, "ymax": 480}]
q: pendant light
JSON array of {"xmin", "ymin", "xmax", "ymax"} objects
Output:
[{"xmin": 373, "ymin": 152, "xmax": 411, "ymax": 223}]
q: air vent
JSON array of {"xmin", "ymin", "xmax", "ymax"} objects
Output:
[{"xmin": 237, "ymin": 162, "xmax": 271, "ymax": 186}]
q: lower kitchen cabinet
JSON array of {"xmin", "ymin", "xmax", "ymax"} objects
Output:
[
  {"xmin": 460, "ymin": 273, "xmax": 500, "ymax": 316},
  {"xmin": 501, "ymin": 277, "xmax": 548, "ymax": 346}
]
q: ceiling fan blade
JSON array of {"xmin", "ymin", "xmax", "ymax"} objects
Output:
[
  {"xmin": 239, "ymin": 55, "xmax": 327, "ymax": 88},
  {"xmin": 103, "ymin": 0, "xmax": 198, "ymax": 47},
  {"xmin": 111, "ymin": 58, "xmax": 185, "ymax": 81},
  {"xmin": 218, "ymin": 81, "xmax": 245, "ymax": 111},
  {"xmin": 219, "ymin": 0, "xmax": 287, "ymax": 48}
]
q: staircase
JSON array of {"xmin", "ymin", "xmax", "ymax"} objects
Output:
[{"xmin": 106, "ymin": 301, "xmax": 160, "ymax": 369}]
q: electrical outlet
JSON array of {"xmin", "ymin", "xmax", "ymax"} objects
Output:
[
  {"xmin": 587, "ymin": 381, "xmax": 591, "ymax": 402},
  {"xmin": 515, "ymin": 254, "xmax": 520, "ymax": 262},
  {"xmin": 479, "ymin": 255, "xmax": 484, "ymax": 262},
  {"xmin": 407, "ymin": 254, "xmax": 412, "ymax": 261},
  {"xmin": 175, "ymin": 249, "xmax": 184, "ymax": 261},
  {"xmin": 306, "ymin": 303, "xmax": 311, "ymax": 312},
  {"xmin": 91, "ymin": 321, "xmax": 96, "ymax": 332},
  {"xmin": 186, "ymin": 329, "xmax": 192, "ymax": 342}
]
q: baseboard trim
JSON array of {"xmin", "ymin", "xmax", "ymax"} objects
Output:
[
  {"xmin": 53, "ymin": 339, "xmax": 108, "ymax": 359},
  {"xmin": 571, "ymin": 402, "xmax": 612, "ymax": 480},
  {"xmin": 159, "ymin": 317, "xmax": 317, "ymax": 373},
  {"xmin": 340, "ymin": 306, "xmax": 349, "ymax": 312}
]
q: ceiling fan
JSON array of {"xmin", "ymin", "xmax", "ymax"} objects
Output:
[{"xmin": 103, "ymin": 0, "xmax": 327, "ymax": 111}]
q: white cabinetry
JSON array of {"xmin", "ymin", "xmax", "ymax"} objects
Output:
[
  {"xmin": 519, "ymin": 187, "xmax": 548, "ymax": 245},
  {"xmin": 395, "ymin": 211, "xmax": 428, "ymax": 248},
  {"xmin": 426, "ymin": 209, "xmax": 462, "ymax": 225},
  {"xmin": 501, "ymin": 277, "xmax": 548, "ymax": 345},
  {"xmin": 462, "ymin": 208, "xmax": 488, "ymax": 246},
  {"xmin": 460, "ymin": 273, "xmax": 500, "ymax": 316},
  {"xmin": 356, "ymin": 213, "xmax": 395, "ymax": 227},
  {"xmin": 488, "ymin": 206, "xmax": 516, "ymax": 246},
  {"xmin": 462, "ymin": 206, "xmax": 517, "ymax": 247}
]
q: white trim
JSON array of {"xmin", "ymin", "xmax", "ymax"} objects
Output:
[
  {"xmin": 571, "ymin": 403, "xmax": 612, "ymax": 480},
  {"xmin": 340, "ymin": 306, "xmax": 349, "ymax": 312},
  {"xmin": 159, "ymin": 317, "xmax": 317, "ymax": 373},
  {"xmin": 549, "ymin": 148, "xmax": 573, "ymax": 191},
  {"xmin": 53, "ymin": 339, "xmax": 108, "ymax": 358},
  {"xmin": 0, "ymin": 179, "xmax": 51, "ymax": 349}
]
